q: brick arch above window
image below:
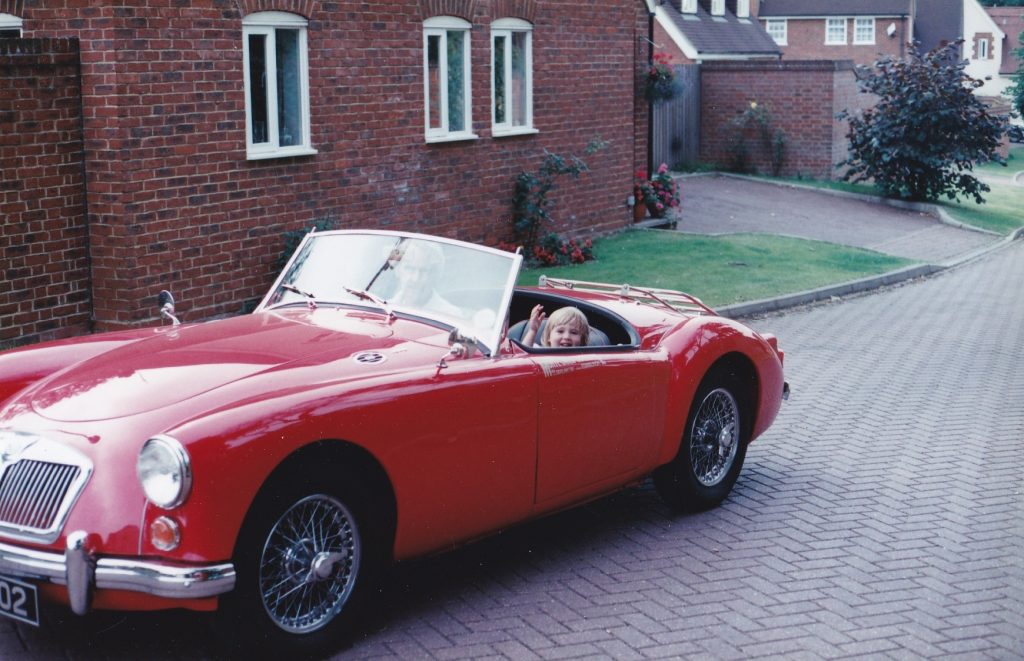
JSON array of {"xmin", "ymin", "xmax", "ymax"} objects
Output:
[
  {"xmin": 419, "ymin": 0, "xmax": 477, "ymax": 22},
  {"xmin": 491, "ymin": 0, "xmax": 538, "ymax": 23},
  {"xmin": 236, "ymin": 0, "xmax": 316, "ymax": 19},
  {"xmin": 0, "ymin": 0, "xmax": 23, "ymax": 17}
]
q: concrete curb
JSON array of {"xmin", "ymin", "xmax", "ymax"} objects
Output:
[
  {"xmin": 715, "ymin": 226, "xmax": 1024, "ymax": 320},
  {"xmin": 667, "ymin": 172, "xmax": 1024, "ymax": 319}
]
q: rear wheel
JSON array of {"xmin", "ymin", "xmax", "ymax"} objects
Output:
[
  {"xmin": 215, "ymin": 466, "xmax": 383, "ymax": 657},
  {"xmin": 654, "ymin": 370, "xmax": 749, "ymax": 512}
]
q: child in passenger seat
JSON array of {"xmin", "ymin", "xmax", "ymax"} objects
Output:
[{"xmin": 521, "ymin": 304, "xmax": 590, "ymax": 348}]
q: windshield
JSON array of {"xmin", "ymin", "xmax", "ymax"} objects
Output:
[{"xmin": 258, "ymin": 231, "xmax": 522, "ymax": 355}]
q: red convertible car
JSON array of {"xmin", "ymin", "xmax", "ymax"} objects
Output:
[{"xmin": 0, "ymin": 230, "xmax": 786, "ymax": 654}]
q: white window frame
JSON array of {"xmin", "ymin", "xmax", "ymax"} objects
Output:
[
  {"xmin": 736, "ymin": 0, "xmax": 750, "ymax": 19},
  {"xmin": 826, "ymin": 18, "xmax": 847, "ymax": 45},
  {"xmin": 424, "ymin": 16, "xmax": 476, "ymax": 143},
  {"xmin": 977, "ymin": 37, "xmax": 989, "ymax": 60},
  {"xmin": 681, "ymin": 0, "xmax": 697, "ymax": 13},
  {"xmin": 491, "ymin": 18, "xmax": 536, "ymax": 137},
  {"xmin": 765, "ymin": 19, "xmax": 787, "ymax": 46},
  {"xmin": 711, "ymin": 0, "xmax": 725, "ymax": 16},
  {"xmin": 0, "ymin": 12, "xmax": 23, "ymax": 36},
  {"xmin": 242, "ymin": 11, "xmax": 315, "ymax": 160},
  {"xmin": 853, "ymin": 17, "xmax": 875, "ymax": 45}
]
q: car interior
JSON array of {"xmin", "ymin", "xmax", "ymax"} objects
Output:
[{"xmin": 506, "ymin": 289, "xmax": 639, "ymax": 351}]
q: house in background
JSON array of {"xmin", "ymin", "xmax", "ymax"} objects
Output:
[
  {"xmin": 654, "ymin": 0, "xmax": 781, "ymax": 64},
  {"xmin": 986, "ymin": 5, "xmax": 1024, "ymax": 102},
  {"xmin": 917, "ymin": 0, "xmax": 1005, "ymax": 97},
  {"xmin": 1, "ymin": 0, "xmax": 656, "ymax": 348},
  {"xmin": 756, "ymin": 0, "xmax": 913, "ymax": 66},
  {"xmin": 756, "ymin": 0, "xmax": 1008, "ymax": 98}
]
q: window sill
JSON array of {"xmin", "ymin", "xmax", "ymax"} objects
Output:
[
  {"xmin": 246, "ymin": 146, "xmax": 319, "ymax": 161},
  {"xmin": 492, "ymin": 127, "xmax": 539, "ymax": 138},
  {"xmin": 425, "ymin": 132, "xmax": 480, "ymax": 144}
]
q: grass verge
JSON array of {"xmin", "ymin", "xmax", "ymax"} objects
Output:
[{"xmin": 518, "ymin": 230, "xmax": 912, "ymax": 308}]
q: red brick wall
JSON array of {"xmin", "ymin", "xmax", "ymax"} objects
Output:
[
  {"xmin": 767, "ymin": 17, "xmax": 909, "ymax": 66},
  {"xmin": 700, "ymin": 60, "xmax": 863, "ymax": 179},
  {"xmin": 0, "ymin": 38, "xmax": 91, "ymax": 350},
  {"xmin": 7, "ymin": 0, "xmax": 651, "ymax": 337}
]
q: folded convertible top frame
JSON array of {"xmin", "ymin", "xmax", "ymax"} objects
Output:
[{"xmin": 537, "ymin": 276, "xmax": 716, "ymax": 317}]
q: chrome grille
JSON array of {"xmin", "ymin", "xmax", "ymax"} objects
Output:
[{"xmin": 0, "ymin": 460, "xmax": 81, "ymax": 531}]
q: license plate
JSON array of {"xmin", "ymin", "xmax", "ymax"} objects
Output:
[{"xmin": 0, "ymin": 575, "xmax": 39, "ymax": 626}]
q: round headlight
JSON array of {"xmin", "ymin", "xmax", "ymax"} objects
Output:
[{"xmin": 137, "ymin": 435, "xmax": 192, "ymax": 509}]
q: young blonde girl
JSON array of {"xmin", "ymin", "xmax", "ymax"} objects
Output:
[{"xmin": 521, "ymin": 304, "xmax": 590, "ymax": 347}]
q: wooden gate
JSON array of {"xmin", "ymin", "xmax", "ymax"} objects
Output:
[{"xmin": 652, "ymin": 64, "xmax": 700, "ymax": 170}]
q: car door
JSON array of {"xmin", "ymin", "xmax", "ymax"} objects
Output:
[{"xmin": 532, "ymin": 350, "xmax": 665, "ymax": 507}]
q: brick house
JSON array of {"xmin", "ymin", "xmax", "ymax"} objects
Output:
[
  {"xmin": 1, "ymin": 0, "xmax": 656, "ymax": 348},
  {"xmin": 654, "ymin": 0, "xmax": 780, "ymax": 64},
  {"xmin": 987, "ymin": 6, "xmax": 1024, "ymax": 102},
  {"xmin": 756, "ymin": 0, "xmax": 913, "ymax": 66}
]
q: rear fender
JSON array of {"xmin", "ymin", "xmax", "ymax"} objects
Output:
[{"xmin": 654, "ymin": 317, "xmax": 784, "ymax": 466}]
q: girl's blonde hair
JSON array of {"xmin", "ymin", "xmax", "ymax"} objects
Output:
[{"xmin": 541, "ymin": 306, "xmax": 589, "ymax": 346}]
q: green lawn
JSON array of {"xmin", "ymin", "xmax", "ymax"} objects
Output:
[{"xmin": 517, "ymin": 231, "xmax": 911, "ymax": 307}]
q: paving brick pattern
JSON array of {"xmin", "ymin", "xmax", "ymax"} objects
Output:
[{"xmin": 4, "ymin": 242, "xmax": 1022, "ymax": 659}]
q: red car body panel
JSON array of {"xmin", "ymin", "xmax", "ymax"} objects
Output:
[{"xmin": 0, "ymin": 277, "xmax": 785, "ymax": 613}]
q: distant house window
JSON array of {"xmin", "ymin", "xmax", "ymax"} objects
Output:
[
  {"xmin": 736, "ymin": 0, "xmax": 750, "ymax": 19},
  {"xmin": 853, "ymin": 18, "xmax": 875, "ymax": 44},
  {"xmin": 977, "ymin": 37, "xmax": 989, "ymax": 59},
  {"xmin": 424, "ymin": 16, "xmax": 474, "ymax": 142},
  {"xmin": 681, "ymin": 0, "xmax": 697, "ymax": 13},
  {"xmin": 492, "ymin": 18, "xmax": 534, "ymax": 136},
  {"xmin": 826, "ymin": 18, "xmax": 847, "ymax": 45},
  {"xmin": 765, "ymin": 19, "xmax": 787, "ymax": 45},
  {"xmin": 242, "ymin": 12, "xmax": 314, "ymax": 160},
  {"xmin": 711, "ymin": 0, "xmax": 725, "ymax": 16},
  {"xmin": 0, "ymin": 12, "xmax": 23, "ymax": 37}
]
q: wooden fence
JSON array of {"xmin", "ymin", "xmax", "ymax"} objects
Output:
[{"xmin": 651, "ymin": 64, "xmax": 700, "ymax": 170}]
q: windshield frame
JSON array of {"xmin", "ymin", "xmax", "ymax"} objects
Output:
[{"xmin": 255, "ymin": 229, "xmax": 523, "ymax": 356}]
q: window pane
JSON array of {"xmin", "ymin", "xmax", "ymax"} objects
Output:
[
  {"xmin": 276, "ymin": 28, "xmax": 301, "ymax": 146},
  {"xmin": 427, "ymin": 35, "xmax": 442, "ymax": 129},
  {"xmin": 447, "ymin": 30, "xmax": 465, "ymax": 132},
  {"xmin": 510, "ymin": 32, "xmax": 527, "ymax": 127},
  {"xmin": 494, "ymin": 35, "xmax": 506, "ymax": 125},
  {"xmin": 248, "ymin": 34, "xmax": 269, "ymax": 144}
]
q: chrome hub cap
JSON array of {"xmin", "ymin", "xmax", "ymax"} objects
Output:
[
  {"xmin": 259, "ymin": 494, "xmax": 360, "ymax": 633},
  {"xmin": 690, "ymin": 388, "xmax": 740, "ymax": 487}
]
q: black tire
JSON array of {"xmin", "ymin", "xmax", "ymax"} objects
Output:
[
  {"xmin": 214, "ymin": 465, "xmax": 384, "ymax": 659},
  {"xmin": 654, "ymin": 368, "xmax": 750, "ymax": 512}
]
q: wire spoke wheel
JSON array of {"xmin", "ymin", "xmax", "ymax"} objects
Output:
[
  {"xmin": 688, "ymin": 387, "xmax": 740, "ymax": 487},
  {"xmin": 258, "ymin": 494, "xmax": 361, "ymax": 634}
]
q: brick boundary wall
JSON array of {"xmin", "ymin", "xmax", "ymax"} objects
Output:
[
  {"xmin": 700, "ymin": 59, "xmax": 867, "ymax": 180},
  {"xmin": 0, "ymin": 38, "xmax": 91, "ymax": 350}
]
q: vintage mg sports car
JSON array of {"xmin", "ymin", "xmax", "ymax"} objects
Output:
[{"xmin": 0, "ymin": 230, "xmax": 786, "ymax": 654}]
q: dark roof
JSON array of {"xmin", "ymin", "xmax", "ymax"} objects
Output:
[
  {"xmin": 758, "ymin": 0, "xmax": 912, "ymax": 18},
  {"xmin": 913, "ymin": 0, "xmax": 963, "ymax": 55},
  {"xmin": 663, "ymin": 3, "xmax": 781, "ymax": 56},
  {"xmin": 988, "ymin": 7, "xmax": 1024, "ymax": 74}
]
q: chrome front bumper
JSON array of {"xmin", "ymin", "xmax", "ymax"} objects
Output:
[{"xmin": 0, "ymin": 530, "xmax": 236, "ymax": 615}]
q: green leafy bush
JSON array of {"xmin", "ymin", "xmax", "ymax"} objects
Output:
[{"xmin": 838, "ymin": 41, "xmax": 1009, "ymax": 204}]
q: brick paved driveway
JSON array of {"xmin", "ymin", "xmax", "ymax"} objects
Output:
[{"xmin": 5, "ymin": 242, "xmax": 1023, "ymax": 659}]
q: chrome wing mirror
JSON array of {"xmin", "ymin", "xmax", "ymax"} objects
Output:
[{"xmin": 158, "ymin": 290, "xmax": 181, "ymax": 326}]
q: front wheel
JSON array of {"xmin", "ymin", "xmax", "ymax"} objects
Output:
[
  {"xmin": 654, "ymin": 371, "xmax": 749, "ymax": 512},
  {"xmin": 214, "ymin": 467, "xmax": 383, "ymax": 657}
]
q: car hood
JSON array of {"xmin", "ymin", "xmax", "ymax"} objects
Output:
[{"xmin": 25, "ymin": 309, "xmax": 444, "ymax": 422}]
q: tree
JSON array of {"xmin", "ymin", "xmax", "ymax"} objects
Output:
[{"xmin": 838, "ymin": 41, "xmax": 1009, "ymax": 204}]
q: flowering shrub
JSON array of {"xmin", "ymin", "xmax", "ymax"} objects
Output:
[
  {"xmin": 644, "ymin": 53, "xmax": 678, "ymax": 103},
  {"xmin": 635, "ymin": 164, "xmax": 681, "ymax": 216},
  {"xmin": 498, "ymin": 234, "xmax": 595, "ymax": 266},
  {"xmin": 529, "ymin": 233, "xmax": 595, "ymax": 266}
]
